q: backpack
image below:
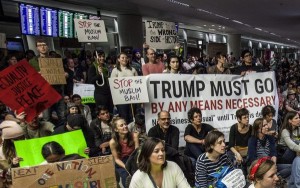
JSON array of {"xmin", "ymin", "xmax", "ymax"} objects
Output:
[{"xmin": 208, "ymin": 166, "xmax": 232, "ymax": 188}]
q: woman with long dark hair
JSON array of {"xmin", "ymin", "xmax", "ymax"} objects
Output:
[
  {"xmin": 277, "ymin": 111, "xmax": 300, "ymax": 164},
  {"xmin": 129, "ymin": 137, "xmax": 190, "ymax": 188},
  {"xmin": 109, "ymin": 117, "xmax": 139, "ymax": 188},
  {"xmin": 111, "ymin": 52, "xmax": 138, "ymax": 123}
]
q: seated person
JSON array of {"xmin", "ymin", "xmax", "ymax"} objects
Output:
[
  {"xmin": 195, "ymin": 130, "xmax": 233, "ymax": 188},
  {"xmin": 277, "ymin": 111, "xmax": 300, "ymax": 164},
  {"xmin": 52, "ymin": 114, "xmax": 99, "ymax": 157},
  {"xmin": 148, "ymin": 111, "xmax": 179, "ymax": 150},
  {"xmin": 261, "ymin": 105, "xmax": 278, "ymax": 138},
  {"xmin": 184, "ymin": 107, "xmax": 214, "ymax": 160},
  {"xmin": 248, "ymin": 118, "xmax": 291, "ymax": 179},
  {"xmin": 228, "ymin": 108, "xmax": 252, "ymax": 165},
  {"xmin": 42, "ymin": 141, "xmax": 84, "ymax": 163},
  {"xmin": 248, "ymin": 157, "xmax": 279, "ymax": 188},
  {"xmin": 90, "ymin": 105, "xmax": 112, "ymax": 155}
]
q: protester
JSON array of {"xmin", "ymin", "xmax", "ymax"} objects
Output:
[
  {"xmin": 87, "ymin": 50, "xmax": 114, "ymax": 113},
  {"xmin": 90, "ymin": 105, "xmax": 112, "ymax": 155},
  {"xmin": 277, "ymin": 111, "xmax": 300, "ymax": 164},
  {"xmin": 207, "ymin": 52, "xmax": 231, "ymax": 74},
  {"xmin": 184, "ymin": 107, "xmax": 214, "ymax": 161},
  {"xmin": 163, "ymin": 55, "xmax": 182, "ymax": 74},
  {"xmin": 111, "ymin": 52, "xmax": 138, "ymax": 123},
  {"xmin": 52, "ymin": 114, "xmax": 99, "ymax": 157},
  {"xmin": 41, "ymin": 141, "xmax": 84, "ymax": 163},
  {"xmin": 248, "ymin": 118, "xmax": 291, "ymax": 178},
  {"xmin": 0, "ymin": 120, "xmax": 25, "ymax": 167},
  {"xmin": 109, "ymin": 117, "xmax": 139, "ymax": 187},
  {"xmin": 129, "ymin": 137, "xmax": 191, "ymax": 188},
  {"xmin": 228, "ymin": 108, "xmax": 252, "ymax": 164},
  {"xmin": 195, "ymin": 130, "xmax": 233, "ymax": 188},
  {"xmin": 71, "ymin": 94, "xmax": 92, "ymax": 125},
  {"xmin": 142, "ymin": 48, "xmax": 164, "ymax": 75},
  {"xmin": 248, "ymin": 157, "xmax": 279, "ymax": 188},
  {"xmin": 148, "ymin": 111, "xmax": 179, "ymax": 150},
  {"xmin": 20, "ymin": 116, "xmax": 54, "ymax": 139},
  {"xmin": 261, "ymin": 105, "xmax": 278, "ymax": 138}
]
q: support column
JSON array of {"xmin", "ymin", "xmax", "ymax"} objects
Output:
[
  {"xmin": 117, "ymin": 14, "xmax": 143, "ymax": 51},
  {"xmin": 227, "ymin": 34, "xmax": 241, "ymax": 58}
]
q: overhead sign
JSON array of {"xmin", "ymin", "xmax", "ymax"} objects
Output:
[
  {"xmin": 39, "ymin": 58, "xmax": 66, "ymax": 85},
  {"xmin": 12, "ymin": 155, "xmax": 117, "ymax": 188},
  {"xmin": 145, "ymin": 20, "xmax": 178, "ymax": 49},
  {"xmin": 109, "ymin": 76, "xmax": 149, "ymax": 105},
  {"xmin": 74, "ymin": 19, "xmax": 108, "ymax": 42},
  {"xmin": 0, "ymin": 60, "xmax": 61, "ymax": 122},
  {"xmin": 144, "ymin": 72, "xmax": 278, "ymax": 146}
]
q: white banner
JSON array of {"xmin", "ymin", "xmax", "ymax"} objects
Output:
[
  {"xmin": 144, "ymin": 72, "xmax": 279, "ymax": 146},
  {"xmin": 73, "ymin": 83, "xmax": 95, "ymax": 104},
  {"xmin": 145, "ymin": 20, "xmax": 177, "ymax": 49},
  {"xmin": 74, "ymin": 19, "xmax": 108, "ymax": 42},
  {"xmin": 109, "ymin": 76, "xmax": 149, "ymax": 105}
]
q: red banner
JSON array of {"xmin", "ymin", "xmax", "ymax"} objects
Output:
[{"xmin": 0, "ymin": 60, "xmax": 61, "ymax": 122}]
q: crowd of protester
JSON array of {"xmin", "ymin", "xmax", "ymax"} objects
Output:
[{"xmin": 0, "ymin": 38, "xmax": 300, "ymax": 188}]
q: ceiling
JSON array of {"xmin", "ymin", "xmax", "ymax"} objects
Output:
[{"xmin": 4, "ymin": 0, "xmax": 300, "ymax": 48}]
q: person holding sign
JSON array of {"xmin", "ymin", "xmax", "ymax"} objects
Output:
[
  {"xmin": 88, "ymin": 50, "xmax": 113, "ymax": 114},
  {"xmin": 111, "ymin": 52, "xmax": 138, "ymax": 124},
  {"xmin": 184, "ymin": 107, "xmax": 214, "ymax": 161},
  {"xmin": 195, "ymin": 130, "xmax": 234, "ymax": 188},
  {"xmin": 129, "ymin": 137, "xmax": 191, "ymax": 188},
  {"xmin": 109, "ymin": 117, "xmax": 139, "ymax": 188},
  {"xmin": 248, "ymin": 157, "xmax": 279, "ymax": 188}
]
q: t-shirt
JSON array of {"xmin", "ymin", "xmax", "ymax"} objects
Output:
[{"xmin": 142, "ymin": 62, "xmax": 164, "ymax": 75}]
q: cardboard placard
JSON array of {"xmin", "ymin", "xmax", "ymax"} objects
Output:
[
  {"xmin": 39, "ymin": 58, "xmax": 66, "ymax": 85},
  {"xmin": 12, "ymin": 155, "xmax": 117, "ymax": 188},
  {"xmin": 15, "ymin": 130, "xmax": 88, "ymax": 167},
  {"xmin": 73, "ymin": 83, "xmax": 95, "ymax": 104},
  {"xmin": 145, "ymin": 20, "xmax": 178, "ymax": 49},
  {"xmin": 221, "ymin": 169, "xmax": 246, "ymax": 188},
  {"xmin": 74, "ymin": 19, "xmax": 108, "ymax": 42},
  {"xmin": 109, "ymin": 76, "xmax": 149, "ymax": 105},
  {"xmin": 0, "ymin": 60, "xmax": 61, "ymax": 122}
]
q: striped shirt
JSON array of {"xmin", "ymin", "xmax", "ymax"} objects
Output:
[
  {"xmin": 256, "ymin": 138, "xmax": 270, "ymax": 158},
  {"xmin": 195, "ymin": 153, "xmax": 233, "ymax": 188}
]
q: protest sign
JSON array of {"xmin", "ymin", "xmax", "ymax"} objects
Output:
[
  {"xmin": 145, "ymin": 20, "xmax": 178, "ymax": 49},
  {"xmin": 109, "ymin": 76, "xmax": 149, "ymax": 105},
  {"xmin": 74, "ymin": 19, "xmax": 108, "ymax": 42},
  {"xmin": 12, "ymin": 155, "xmax": 117, "ymax": 188},
  {"xmin": 221, "ymin": 169, "xmax": 246, "ymax": 188},
  {"xmin": 144, "ymin": 72, "xmax": 278, "ymax": 146},
  {"xmin": 73, "ymin": 83, "xmax": 95, "ymax": 104},
  {"xmin": 39, "ymin": 58, "xmax": 66, "ymax": 85},
  {"xmin": 14, "ymin": 130, "xmax": 88, "ymax": 167},
  {"xmin": 0, "ymin": 60, "xmax": 61, "ymax": 122}
]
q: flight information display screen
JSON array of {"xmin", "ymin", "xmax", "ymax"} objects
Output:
[
  {"xmin": 58, "ymin": 10, "xmax": 74, "ymax": 38},
  {"xmin": 40, "ymin": 7, "xmax": 58, "ymax": 37},
  {"xmin": 19, "ymin": 3, "xmax": 40, "ymax": 35}
]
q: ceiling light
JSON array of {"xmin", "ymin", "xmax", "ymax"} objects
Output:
[
  {"xmin": 214, "ymin": 14, "xmax": 229, "ymax": 20},
  {"xmin": 167, "ymin": 0, "xmax": 190, "ymax": 7},
  {"xmin": 209, "ymin": 28, "xmax": 215, "ymax": 31},
  {"xmin": 232, "ymin": 20, "xmax": 244, "ymax": 24},
  {"xmin": 254, "ymin": 27, "xmax": 262, "ymax": 31},
  {"xmin": 203, "ymin": 25, "xmax": 207, "ymax": 27},
  {"xmin": 211, "ymin": 25, "xmax": 215, "ymax": 27}
]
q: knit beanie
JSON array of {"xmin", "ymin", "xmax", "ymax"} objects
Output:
[{"xmin": 0, "ymin": 120, "xmax": 24, "ymax": 139}]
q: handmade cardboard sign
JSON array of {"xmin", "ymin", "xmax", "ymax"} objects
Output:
[
  {"xmin": 12, "ymin": 155, "xmax": 117, "ymax": 188},
  {"xmin": 39, "ymin": 58, "xmax": 66, "ymax": 85}
]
